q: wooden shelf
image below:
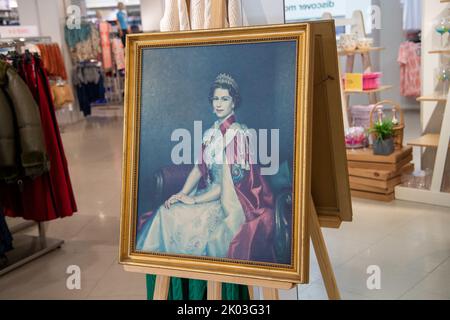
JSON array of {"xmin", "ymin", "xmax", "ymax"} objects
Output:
[
  {"xmin": 344, "ymin": 85, "xmax": 393, "ymax": 94},
  {"xmin": 346, "ymin": 146, "xmax": 412, "ymax": 164},
  {"xmin": 417, "ymin": 96, "xmax": 447, "ymax": 102},
  {"xmin": 407, "ymin": 134, "xmax": 450, "ymax": 148},
  {"xmin": 429, "ymin": 49, "xmax": 450, "ymax": 54},
  {"xmin": 338, "ymin": 47, "xmax": 385, "ymax": 56},
  {"xmin": 395, "ymin": 186, "xmax": 450, "ymax": 207}
]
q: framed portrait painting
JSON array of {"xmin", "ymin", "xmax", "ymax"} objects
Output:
[{"xmin": 121, "ymin": 23, "xmax": 321, "ymax": 286}]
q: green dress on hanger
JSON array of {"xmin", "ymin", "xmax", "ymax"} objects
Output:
[{"xmin": 146, "ymin": 275, "xmax": 250, "ymax": 300}]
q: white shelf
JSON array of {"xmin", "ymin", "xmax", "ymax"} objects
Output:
[
  {"xmin": 395, "ymin": 186, "xmax": 450, "ymax": 208},
  {"xmin": 338, "ymin": 47, "xmax": 385, "ymax": 56},
  {"xmin": 428, "ymin": 49, "xmax": 450, "ymax": 54},
  {"xmin": 417, "ymin": 95, "xmax": 447, "ymax": 102},
  {"xmin": 344, "ymin": 85, "xmax": 393, "ymax": 94},
  {"xmin": 407, "ymin": 134, "xmax": 450, "ymax": 148}
]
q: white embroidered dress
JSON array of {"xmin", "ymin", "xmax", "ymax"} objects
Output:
[{"xmin": 138, "ymin": 119, "xmax": 246, "ymax": 258}]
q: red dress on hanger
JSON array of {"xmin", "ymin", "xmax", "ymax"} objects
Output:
[{"xmin": 1, "ymin": 56, "xmax": 77, "ymax": 221}]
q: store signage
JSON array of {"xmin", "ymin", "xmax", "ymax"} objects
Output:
[
  {"xmin": 285, "ymin": 0, "xmax": 346, "ymax": 21},
  {"xmin": 0, "ymin": 25, "xmax": 39, "ymax": 39},
  {"xmin": 285, "ymin": 0, "xmax": 373, "ymax": 34}
]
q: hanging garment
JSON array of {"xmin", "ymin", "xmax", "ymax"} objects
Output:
[
  {"xmin": 1, "ymin": 56, "xmax": 77, "ymax": 222},
  {"xmin": 146, "ymin": 275, "xmax": 250, "ymax": 300},
  {"xmin": 190, "ymin": 0, "xmax": 205, "ymax": 30},
  {"xmin": 178, "ymin": 0, "xmax": 191, "ymax": 30},
  {"xmin": 0, "ymin": 60, "xmax": 49, "ymax": 182},
  {"xmin": 204, "ymin": 0, "xmax": 227, "ymax": 29},
  {"xmin": 161, "ymin": 0, "xmax": 233, "ymax": 31},
  {"xmin": 73, "ymin": 64, "xmax": 105, "ymax": 116},
  {"xmin": 64, "ymin": 23, "xmax": 92, "ymax": 49},
  {"xmin": 160, "ymin": 0, "xmax": 181, "ymax": 31},
  {"xmin": 401, "ymin": 0, "xmax": 422, "ymax": 31},
  {"xmin": 159, "ymin": 0, "xmax": 191, "ymax": 31},
  {"xmin": 99, "ymin": 22, "xmax": 113, "ymax": 70},
  {"xmin": 398, "ymin": 41, "xmax": 421, "ymax": 97},
  {"xmin": 112, "ymin": 38, "xmax": 126, "ymax": 70},
  {"xmin": 21, "ymin": 43, "xmax": 41, "ymax": 56},
  {"xmin": 0, "ymin": 208, "xmax": 13, "ymax": 256},
  {"xmin": 68, "ymin": 24, "xmax": 102, "ymax": 64},
  {"xmin": 228, "ymin": 0, "xmax": 243, "ymax": 27},
  {"xmin": 50, "ymin": 83, "xmax": 75, "ymax": 109},
  {"xmin": 36, "ymin": 43, "xmax": 68, "ymax": 80}
]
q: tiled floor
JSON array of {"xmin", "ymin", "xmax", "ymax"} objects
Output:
[{"xmin": 0, "ymin": 111, "xmax": 449, "ymax": 300}]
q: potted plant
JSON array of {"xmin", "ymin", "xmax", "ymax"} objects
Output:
[{"xmin": 370, "ymin": 119, "xmax": 395, "ymax": 155}]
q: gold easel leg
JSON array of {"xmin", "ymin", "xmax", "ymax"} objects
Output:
[
  {"xmin": 262, "ymin": 288, "xmax": 279, "ymax": 300},
  {"xmin": 207, "ymin": 281, "xmax": 222, "ymax": 300},
  {"xmin": 310, "ymin": 197, "xmax": 341, "ymax": 300},
  {"xmin": 153, "ymin": 275, "xmax": 170, "ymax": 300}
]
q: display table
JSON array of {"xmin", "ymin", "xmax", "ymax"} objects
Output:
[{"xmin": 347, "ymin": 147, "xmax": 414, "ymax": 202}]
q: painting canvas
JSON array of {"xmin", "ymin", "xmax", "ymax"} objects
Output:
[{"xmin": 121, "ymin": 24, "xmax": 313, "ymax": 284}]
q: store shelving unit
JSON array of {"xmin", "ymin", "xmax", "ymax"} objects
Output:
[
  {"xmin": 395, "ymin": 51, "xmax": 450, "ymax": 206},
  {"xmin": 323, "ymin": 10, "xmax": 393, "ymax": 129},
  {"xmin": 344, "ymin": 85, "xmax": 393, "ymax": 95}
]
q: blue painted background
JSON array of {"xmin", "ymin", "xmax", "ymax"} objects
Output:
[{"xmin": 137, "ymin": 41, "xmax": 298, "ymax": 215}]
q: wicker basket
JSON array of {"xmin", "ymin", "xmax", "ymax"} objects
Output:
[{"xmin": 369, "ymin": 100, "xmax": 404, "ymax": 149}]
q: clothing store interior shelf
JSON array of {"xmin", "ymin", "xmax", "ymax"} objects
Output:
[
  {"xmin": 395, "ymin": 26, "xmax": 450, "ymax": 208},
  {"xmin": 338, "ymin": 47, "xmax": 385, "ymax": 56},
  {"xmin": 417, "ymin": 96, "xmax": 447, "ymax": 102},
  {"xmin": 0, "ymin": 235, "xmax": 63, "ymax": 276},
  {"xmin": 344, "ymin": 85, "xmax": 393, "ymax": 94},
  {"xmin": 429, "ymin": 49, "xmax": 450, "ymax": 54},
  {"xmin": 407, "ymin": 134, "xmax": 450, "ymax": 148}
]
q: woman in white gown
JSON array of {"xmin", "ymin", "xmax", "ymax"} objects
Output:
[{"xmin": 137, "ymin": 73, "xmax": 276, "ymax": 262}]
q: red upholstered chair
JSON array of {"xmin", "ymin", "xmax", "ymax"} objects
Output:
[{"xmin": 150, "ymin": 164, "xmax": 293, "ymax": 264}]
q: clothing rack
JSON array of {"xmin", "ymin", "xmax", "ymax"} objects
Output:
[
  {"xmin": 0, "ymin": 36, "xmax": 53, "ymax": 54},
  {"xmin": 0, "ymin": 41, "xmax": 65, "ymax": 276},
  {"xmin": 0, "ymin": 219, "xmax": 64, "ymax": 276}
]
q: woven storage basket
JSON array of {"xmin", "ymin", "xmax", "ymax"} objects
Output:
[{"xmin": 369, "ymin": 100, "xmax": 405, "ymax": 149}]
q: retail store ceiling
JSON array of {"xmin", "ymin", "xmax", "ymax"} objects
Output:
[{"xmin": 85, "ymin": 0, "xmax": 140, "ymax": 9}]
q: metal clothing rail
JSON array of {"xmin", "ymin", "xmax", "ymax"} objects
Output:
[
  {"xmin": 0, "ymin": 219, "xmax": 64, "ymax": 276},
  {"xmin": 0, "ymin": 36, "xmax": 53, "ymax": 52}
]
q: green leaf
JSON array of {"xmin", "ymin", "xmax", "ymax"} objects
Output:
[{"xmin": 369, "ymin": 119, "xmax": 395, "ymax": 142}]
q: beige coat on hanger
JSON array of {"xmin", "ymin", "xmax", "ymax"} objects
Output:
[
  {"xmin": 227, "ymin": 0, "xmax": 243, "ymax": 27},
  {"xmin": 160, "ymin": 0, "xmax": 191, "ymax": 32},
  {"xmin": 160, "ymin": 0, "xmax": 243, "ymax": 32}
]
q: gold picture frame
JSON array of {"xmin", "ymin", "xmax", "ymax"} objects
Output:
[{"xmin": 120, "ymin": 21, "xmax": 349, "ymax": 287}]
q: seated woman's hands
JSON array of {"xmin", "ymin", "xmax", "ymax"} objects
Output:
[{"xmin": 165, "ymin": 193, "xmax": 196, "ymax": 209}]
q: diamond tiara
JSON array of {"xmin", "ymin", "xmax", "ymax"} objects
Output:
[{"xmin": 214, "ymin": 73, "xmax": 238, "ymax": 91}]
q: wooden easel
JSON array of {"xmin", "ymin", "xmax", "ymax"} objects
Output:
[
  {"xmin": 121, "ymin": 20, "xmax": 352, "ymax": 301},
  {"xmin": 149, "ymin": 196, "xmax": 340, "ymax": 300}
]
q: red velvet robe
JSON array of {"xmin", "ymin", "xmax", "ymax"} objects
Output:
[{"xmin": 198, "ymin": 115, "xmax": 276, "ymax": 263}]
